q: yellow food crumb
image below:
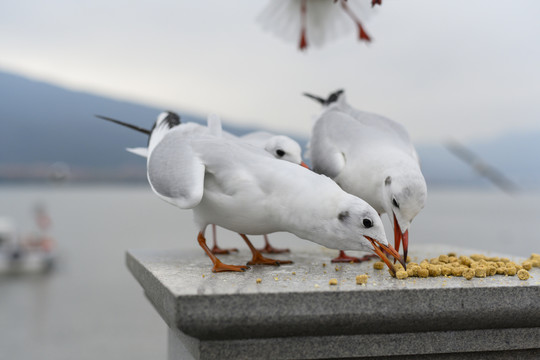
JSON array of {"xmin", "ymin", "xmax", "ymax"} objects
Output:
[
  {"xmin": 441, "ymin": 266, "xmax": 452, "ymax": 276},
  {"xmin": 418, "ymin": 268, "xmax": 429, "ymax": 278},
  {"xmin": 335, "ymin": 266, "xmax": 340, "ymax": 272},
  {"xmin": 475, "ymin": 267, "xmax": 487, "ymax": 278},
  {"xmin": 329, "ymin": 278, "xmax": 338, "ymax": 285},
  {"xmin": 373, "ymin": 261, "xmax": 385, "ymax": 270},
  {"xmin": 274, "ymin": 277, "xmax": 279, "ymax": 281},
  {"xmin": 292, "ymin": 272, "xmax": 296, "ymax": 275},
  {"xmin": 314, "ymin": 284, "xmax": 320, "ymax": 288},
  {"xmin": 322, "ymin": 263, "xmax": 326, "ymax": 267},
  {"xmin": 356, "ymin": 274, "xmax": 369, "ymax": 285},
  {"xmin": 256, "ymin": 278, "xmax": 262, "ymax": 284},
  {"xmin": 517, "ymin": 269, "xmax": 530, "ymax": 280},
  {"xmin": 506, "ymin": 266, "xmax": 517, "ymax": 276},
  {"xmin": 439, "ymin": 254, "xmax": 449, "ymax": 263},
  {"xmin": 463, "ymin": 269, "xmax": 475, "ymax": 280},
  {"xmin": 451, "ymin": 267, "xmax": 464, "ymax": 277},
  {"xmin": 428, "ymin": 264, "xmax": 442, "ymax": 277},
  {"xmin": 396, "ymin": 270, "xmax": 408, "ymax": 280}
]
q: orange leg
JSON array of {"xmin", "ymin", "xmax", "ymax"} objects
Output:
[
  {"xmin": 197, "ymin": 232, "xmax": 249, "ymax": 273},
  {"xmin": 240, "ymin": 234, "xmax": 293, "ymax": 266},
  {"xmin": 331, "ymin": 250, "xmax": 376, "ymax": 263},
  {"xmin": 210, "ymin": 224, "xmax": 238, "ymax": 254},
  {"xmin": 258, "ymin": 234, "xmax": 290, "ymax": 254}
]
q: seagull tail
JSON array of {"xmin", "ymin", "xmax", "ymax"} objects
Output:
[
  {"xmin": 303, "ymin": 92, "xmax": 326, "ymax": 105},
  {"xmin": 126, "ymin": 147, "xmax": 149, "ymax": 158},
  {"xmin": 95, "ymin": 115, "xmax": 151, "ymax": 135}
]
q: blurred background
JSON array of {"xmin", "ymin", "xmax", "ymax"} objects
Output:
[{"xmin": 1, "ymin": 1, "xmax": 539, "ymax": 359}]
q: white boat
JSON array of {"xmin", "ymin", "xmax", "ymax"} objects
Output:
[{"xmin": 0, "ymin": 217, "xmax": 56, "ymax": 275}]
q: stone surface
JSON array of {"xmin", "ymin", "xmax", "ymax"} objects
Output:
[{"xmin": 127, "ymin": 244, "xmax": 540, "ymax": 358}]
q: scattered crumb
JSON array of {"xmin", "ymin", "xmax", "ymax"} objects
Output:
[
  {"xmin": 373, "ymin": 261, "xmax": 385, "ymax": 270},
  {"xmin": 329, "ymin": 278, "xmax": 338, "ymax": 285},
  {"xmin": 202, "ymin": 274, "xmax": 205, "ymax": 278},
  {"xmin": 256, "ymin": 278, "xmax": 262, "ymax": 284},
  {"xmin": 356, "ymin": 274, "xmax": 369, "ymax": 285},
  {"xmin": 274, "ymin": 276, "xmax": 279, "ymax": 281},
  {"xmin": 322, "ymin": 263, "xmax": 327, "ymax": 267},
  {"xmin": 335, "ymin": 266, "xmax": 340, "ymax": 272},
  {"xmin": 463, "ymin": 269, "xmax": 475, "ymax": 280},
  {"xmin": 417, "ymin": 268, "xmax": 429, "ymax": 278},
  {"xmin": 396, "ymin": 270, "xmax": 408, "ymax": 280},
  {"xmin": 292, "ymin": 272, "xmax": 296, "ymax": 275},
  {"xmin": 314, "ymin": 284, "xmax": 320, "ymax": 288},
  {"xmin": 518, "ymin": 269, "xmax": 530, "ymax": 280}
]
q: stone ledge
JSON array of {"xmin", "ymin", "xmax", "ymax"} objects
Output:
[{"xmin": 127, "ymin": 244, "xmax": 540, "ymax": 344}]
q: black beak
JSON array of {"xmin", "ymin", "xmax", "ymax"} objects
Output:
[{"xmin": 95, "ymin": 115, "xmax": 151, "ymax": 135}]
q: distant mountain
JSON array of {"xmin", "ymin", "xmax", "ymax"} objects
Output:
[
  {"xmin": 0, "ymin": 70, "xmax": 538, "ymax": 189},
  {"xmin": 0, "ymin": 70, "xmax": 296, "ymax": 181}
]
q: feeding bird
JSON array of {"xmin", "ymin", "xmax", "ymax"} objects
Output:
[
  {"xmin": 97, "ymin": 113, "xmax": 309, "ymax": 254},
  {"xmin": 96, "ymin": 111, "xmax": 404, "ymax": 273},
  {"xmin": 305, "ymin": 89, "xmax": 427, "ymax": 264},
  {"xmin": 258, "ymin": 0, "xmax": 380, "ymax": 51}
]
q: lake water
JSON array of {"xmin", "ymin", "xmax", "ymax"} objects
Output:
[{"xmin": 0, "ymin": 185, "xmax": 539, "ymax": 360}]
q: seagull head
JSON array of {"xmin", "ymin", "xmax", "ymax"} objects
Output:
[
  {"xmin": 148, "ymin": 111, "xmax": 181, "ymax": 150},
  {"xmin": 264, "ymin": 135, "xmax": 309, "ymax": 168},
  {"xmin": 382, "ymin": 171, "xmax": 427, "ymax": 261},
  {"xmin": 331, "ymin": 195, "xmax": 405, "ymax": 274}
]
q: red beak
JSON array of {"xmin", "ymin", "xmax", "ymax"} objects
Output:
[
  {"xmin": 300, "ymin": 161, "xmax": 310, "ymax": 169},
  {"xmin": 365, "ymin": 236, "xmax": 406, "ymax": 276},
  {"xmin": 393, "ymin": 213, "xmax": 408, "ymax": 263}
]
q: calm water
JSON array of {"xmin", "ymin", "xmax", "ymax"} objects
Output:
[{"xmin": 0, "ymin": 185, "xmax": 539, "ymax": 360}]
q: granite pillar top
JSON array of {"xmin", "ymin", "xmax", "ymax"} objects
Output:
[{"xmin": 126, "ymin": 244, "xmax": 540, "ymax": 341}]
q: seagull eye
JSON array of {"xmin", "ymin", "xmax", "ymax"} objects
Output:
[
  {"xmin": 276, "ymin": 149, "xmax": 285, "ymax": 157},
  {"xmin": 392, "ymin": 198, "xmax": 400, "ymax": 209},
  {"xmin": 363, "ymin": 218, "xmax": 373, "ymax": 228}
]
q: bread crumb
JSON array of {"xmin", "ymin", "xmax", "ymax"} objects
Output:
[
  {"xmin": 274, "ymin": 276, "xmax": 279, "ymax": 281},
  {"xmin": 417, "ymin": 268, "xmax": 429, "ymax": 278},
  {"xmin": 396, "ymin": 270, "xmax": 408, "ymax": 279},
  {"xmin": 322, "ymin": 263, "xmax": 326, "ymax": 267},
  {"xmin": 373, "ymin": 261, "xmax": 385, "ymax": 270},
  {"xmin": 506, "ymin": 266, "xmax": 517, "ymax": 276},
  {"xmin": 314, "ymin": 284, "xmax": 320, "ymax": 288},
  {"xmin": 335, "ymin": 266, "xmax": 340, "ymax": 272},
  {"xmin": 256, "ymin": 278, "xmax": 262, "ymax": 284},
  {"xmin": 517, "ymin": 269, "xmax": 530, "ymax": 280},
  {"xmin": 463, "ymin": 268, "xmax": 475, "ymax": 280},
  {"xmin": 356, "ymin": 274, "xmax": 369, "ymax": 285},
  {"xmin": 329, "ymin": 278, "xmax": 338, "ymax": 285},
  {"xmin": 439, "ymin": 254, "xmax": 449, "ymax": 263},
  {"xmin": 292, "ymin": 272, "xmax": 296, "ymax": 275},
  {"xmin": 475, "ymin": 267, "xmax": 487, "ymax": 278}
]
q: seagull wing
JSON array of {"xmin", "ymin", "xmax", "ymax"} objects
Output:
[
  {"xmin": 147, "ymin": 130, "xmax": 205, "ymax": 209},
  {"xmin": 309, "ymin": 111, "xmax": 349, "ymax": 178}
]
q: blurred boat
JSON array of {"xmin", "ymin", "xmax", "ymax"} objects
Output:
[{"xmin": 0, "ymin": 217, "xmax": 56, "ymax": 275}]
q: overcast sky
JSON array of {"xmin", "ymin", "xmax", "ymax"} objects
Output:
[{"xmin": 1, "ymin": 0, "xmax": 539, "ymax": 143}]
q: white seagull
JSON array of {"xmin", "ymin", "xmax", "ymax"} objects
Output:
[
  {"xmin": 305, "ymin": 90, "xmax": 427, "ymax": 263},
  {"xmin": 232, "ymin": 130, "xmax": 310, "ymax": 254},
  {"xmin": 258, "ymin": 0, "xmax": 380, "ymax": 51},
  {"xmin": 96, "ymin": 111, "xmax": 404, "ymax": 273}
]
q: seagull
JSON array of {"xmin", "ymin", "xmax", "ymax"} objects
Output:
[
  {"xmin": 98, "ymin": 113, "xmax": 309, "ymax": 255},
  {"xmin": 258, "ymin": 0, "xmax": 380, "ymax": 51},
  {"xmin": 305, "ymin": 89, "xmax": 427, "ymax": 264},
  {"xmin": 97, "ymin": 111, "xmax": 404, "ymax": 273}
]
